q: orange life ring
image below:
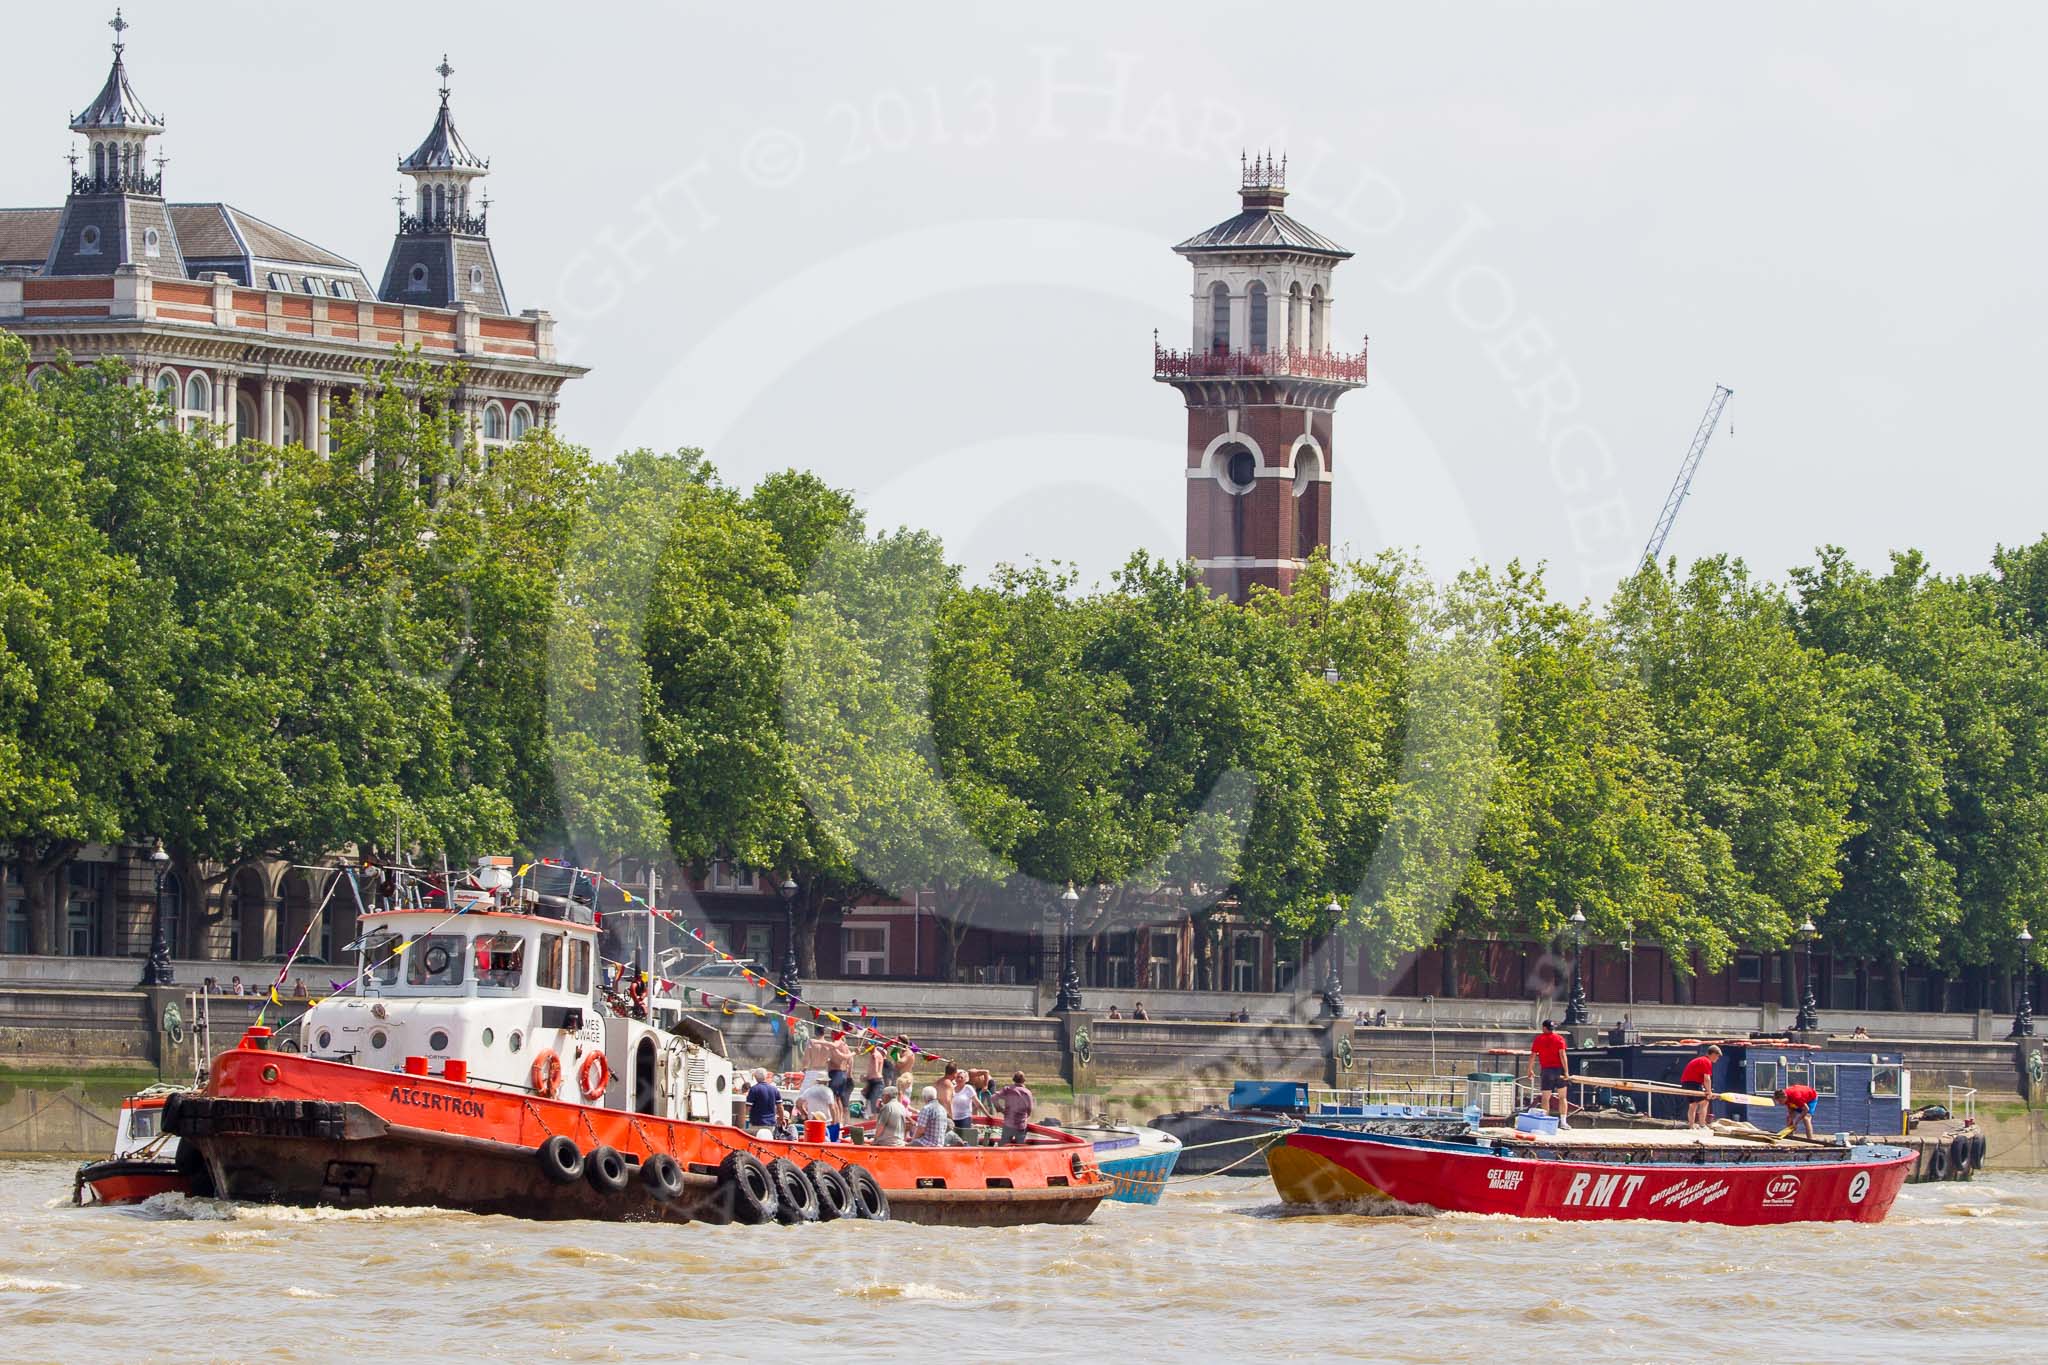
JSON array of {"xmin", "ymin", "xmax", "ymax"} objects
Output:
[
  {"xmin": 579, "ymin": 1050, "xmax": 610, "ymax": 1100},
  {"xmin": 531, "ymin": 1051, "xmax": 563, "ymax": 1099}
]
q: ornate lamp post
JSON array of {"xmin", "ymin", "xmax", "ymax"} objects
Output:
[
  {"xmin": 1054, "ymin": 883, "xmax": 1083, "ymax": 1013},
  {"xmin": 1320, "ymin": 897, "xmax": 1345, "ymax": 1019},
  {"xmin": 2012, "ymin": 924, "xmax": 2035, "ymax": 1039},
  {"xmin": 775, "ymin": 876, "xmax": 800, "ymax": 998},
  {"xmin": 142, "ymin": 841, "xmax": 173, "ymax": 987},
  {"xmin": 1794, "ymin": 916, "xmax": 1820, "ymax": 1033},
  {"xmin": 1562, "ymin": 905, "xmax": 1588, "ymax": 1027}
]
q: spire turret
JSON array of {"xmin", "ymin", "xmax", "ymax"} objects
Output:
[
  {"xmin": 381, "ymin": 55, "xmax": 509, "ymax": 312},
  {"xmin": 397, "ymin": 55, "xmax": 489, "ymax": 235},
  {"xmin": 69, "ymin": 9, "xmax": 164, "ymax": 196}
]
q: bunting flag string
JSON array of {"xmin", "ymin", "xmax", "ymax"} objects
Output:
[{"xmin": 573, "ymin": 861, "xmax": 965, "ymax": 1070}]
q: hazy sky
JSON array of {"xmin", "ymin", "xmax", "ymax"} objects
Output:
[{"xmin": 7, "ymin": 2, "xmax": 2044, "ymax": 601}]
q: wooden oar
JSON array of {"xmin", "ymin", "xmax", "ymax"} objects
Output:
[{"xmin": 1563, "ymin": 1074, "xmax": 1774, "ymax": 1108}]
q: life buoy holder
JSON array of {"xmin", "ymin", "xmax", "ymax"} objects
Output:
[
  {"xmin": 531, "ymin": 1051, "xmax": 563, "ymax": 1099},
  {"xmin": 578, "ymin": 1050, "xmax": 610, "ymax": 1100}
]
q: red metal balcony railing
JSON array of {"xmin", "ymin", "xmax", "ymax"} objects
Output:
[{"xmin": 1153, "ymin": 341, "xmax": 1368, "ymax": 384}]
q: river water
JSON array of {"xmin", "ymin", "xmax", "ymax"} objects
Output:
[{"xmin": 3, "ymin": 1159, "xmax": 2043, "ymax": 1361}]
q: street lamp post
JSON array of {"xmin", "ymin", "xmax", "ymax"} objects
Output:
[
  {"xmin": 1562, "ymin": 905, "xmax": 1588, "ymax": 1027},
  {"xmin": 1054, "ymin": 883, "xmax": 1083, "ymax": 1012},
  {"xmin": 142, "ymin": 842, "xmax": 173, "ymax": 987},
  {"xmin": 775, "ymin": 876, "xmax": 800, "ymax": 998},
  {"xmin": 1794, "ymin": 916, "xmax": 1820, "ymax": 1033},
  {"xmin": 1320, "ymin": 898, "xmax": 1345, "ymax": 1019},
  {"xmin": 2012, "ymin": 924, "xmax": 2035, "ymax": 1039}
]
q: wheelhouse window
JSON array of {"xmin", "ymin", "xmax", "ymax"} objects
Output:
[
  {"xmin": 405, "ymin": 933, "xmax": 466, "ymax": 988},
  {"xmin": 569, "ymin": 939, "xmax": 592, "ymax": 993},
  {"xmin": 365, "ymin": 930, "xmax": 403, "ymax": 986},
  {"xmin": 475, "ymin": 931, "xmax": 526, "ymax": 990},
  {"xmin": 538, "ymin": 932, "xmax": 565, "ymax": 990}
]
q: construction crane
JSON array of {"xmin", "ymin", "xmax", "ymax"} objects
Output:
[{"xmin": 1640, "ymin": 384, "xmax": 1734, "ymax": 567}]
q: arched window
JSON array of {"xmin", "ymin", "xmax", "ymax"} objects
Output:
[
  {"xmin": 483, "ymin": 402, "xmax": 506, "ymax": 441},
  {"xmin": 1209, "ymin": 281, "xmax": 1231, "ymax": 354},
  {"xmin": 154, "ymin": 370, "xmax": 178, "ymax": 427},
  {"xmin": 434, "ymin": 185, "xmax": 447, "ymax": 220},
  {"xmin": 1309, "ymin": 284, "xmax": 1325, "ymax": 353},
  {"xmin": 1248, "ymin": 282, "xmax": 1269, "ymax": 355},
  {"xmin": 417, "ymin": 187, "xmax": 429, "ymax": 219},
  {"xmin": 184, "ymin": 372, "xmax": 211, "ymax": 416},
  {"xmin": 509, "ymin": 405, "xmax": 532, "ymax": 439},
  {"xmin": 1288, "ymin": 283, "xmax": 1304, "ymax": 352},
  {"xmin": 280, "ymin": 398, "xmax": 302, "ymax": 448},
  {"xmin": 235, "ymin": 392, "xmax": 257, "ymax": 444}
]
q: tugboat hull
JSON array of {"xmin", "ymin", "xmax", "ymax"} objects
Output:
[{"xmin": 174, "ymin": 1049, "xmax": 1108, "ymax": 1227}]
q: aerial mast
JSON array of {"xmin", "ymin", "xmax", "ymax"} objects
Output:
[{"xmin": 1641, "ymin": 384, "xmax": 1734, "ymax": 567}]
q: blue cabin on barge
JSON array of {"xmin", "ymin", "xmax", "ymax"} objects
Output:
[{"xmin": 1566, "ymin": 1040, "xmax": 1907, "ymax": 1136}]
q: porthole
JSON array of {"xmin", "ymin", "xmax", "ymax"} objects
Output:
[
  {"xmin": 714, "ymin": 1073, "xmax": 727, "ymax": 1093},
  {"xmin": 80, "ymin": 225, "xmax": 100, "ymax": 254},
  {"xmin": 370, "ymin": 1029, "xmax": 388, "ymax": 1050},
  {"xmin": 143, "ymin": 227, "xmax": 161, "ymax": 257},
  {"xmin": 316, "ymin": 1029, "xmax": 332, "ymax": 1050},
  {"xmin": 481, "ymin": 1027, "xmax": 495, "ymax": 1047},
  {"xmin": 468, "ymin": 264, "xmax": 484, "ymax": 291},
  {"xmin": 508, "ymin": 1030, "xmax": 523, "ymax": 1054},
  {"xmin": 408, "ymin": 263, "xmax": 429, "ymax": 289},
  {"xmin": 428, "ymin": 1029, "xmax": 450, "ymax": 1052}
]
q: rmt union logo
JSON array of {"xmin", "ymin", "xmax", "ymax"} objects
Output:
[{"xmin": 1762, "ymin": 1174, "xmax": 1802, "ymax": 1206}]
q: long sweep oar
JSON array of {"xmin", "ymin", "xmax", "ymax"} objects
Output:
[{"xmin": 1563, "ymin": 1074, "xmax": 1776, "ymax": 1108}]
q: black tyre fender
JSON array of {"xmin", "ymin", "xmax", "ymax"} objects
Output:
[
  {"xmin": 841, "ymin": 1163, "xmax": 888, "ymax": 1221},
  {"xmin": 716, "ymin": 1150, "xmax": 778, "ymax": 1225},
  {"xmin": 173, "ymin": 1132, "xmax": 216, "ymax": 1198},
  {"xmin": 1927, "ymin": 1142, "xmax": 1949, "ymax": 1181},
  {"xmin": 1949, "ymin": 1133, "xmax": 1972, "ymax": 1178},
  {"xmin": 640, "ymin": 1152, "xmax": 685, "ymax": 1203},
  {"xmin": 585, "ymin": 1144, "xmax": 630, "ymax": 1195},
  {"xmin": 536, "ymin": 1135, "xmax": 583, "ymax": 1186},
  {"xmin": 161, "ymin": 1092, "xmax": 186, "ymax": 1137},
  {"xmin": 804, "ymin": 1161, "xmax": 851, "ymax": 1221},
  {"xmin": 1971, "ymin": 1132, "xmax": 1988, "ymax": 1169},
  {"xmin": 767, "ymin": 1157, "xmax": 818, "ymax": 1224}
]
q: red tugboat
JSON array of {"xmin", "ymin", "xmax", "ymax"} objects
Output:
[
  {"xmin": 74, "ymin": 1087, "xmax": 205, "ymax": 1206},
  {"xmin": 167, "ymin": 862, "xmax": 1107, "ymax": 1226},
  {"xmin": 1269, "ymin": 1120, "xmax": 1914, "ymax": 1224}
]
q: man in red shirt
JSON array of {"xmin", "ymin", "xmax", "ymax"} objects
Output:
[
  {"xmin": 1775, "ymin": 1083, "xmax": 1819, "ymax": 1139},
  {"xmin": 1529, "ymin": 1019, "xmax": 1572, "ymax": 1126},
  {"xmin": 1679, "ymin": 1045, "xmax": 1722, "ymax": 1128}
]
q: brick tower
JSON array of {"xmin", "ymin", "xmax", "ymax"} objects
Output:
[{"xmin": 1155, "ymin": 154, "xmax": 1367, "ymax": 600}]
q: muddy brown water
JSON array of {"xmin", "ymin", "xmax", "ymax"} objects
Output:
[{"xmin": 4, "ymin": 1159, "xmax": 2044, "ymax": 1361}]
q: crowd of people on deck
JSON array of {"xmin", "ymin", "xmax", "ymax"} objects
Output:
[{"xmin": 739, "ymin": 1029, "xmax": 1038, "ymax": 1148}]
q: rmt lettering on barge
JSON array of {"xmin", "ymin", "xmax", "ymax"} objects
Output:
[{"xmin": 389, "ymin": 1087, "xmax": 487, "ymax": 1118}]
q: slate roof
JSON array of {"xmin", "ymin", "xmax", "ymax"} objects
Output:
[
  {"xmin": 71, "ymin": 53, "xmax": 163, "ymax": 132},
  {"xmin": 400, "ymin": 97, "xmax": 488, "ymax": 173},
  {"xmin": 0, "ymin": 208, "xmax": 62, "ymax": 267},
  {"xmin": 1174, "ymin": 207, "xmax": 1351, "ymax": 259},
  {"xmin": 0, "ymin": 203, "xmax": 367, "ymax": 284}
]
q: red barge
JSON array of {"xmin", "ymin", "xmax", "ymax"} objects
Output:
[
  {"xmin": 166, "ymin": 864, "xmax": 1107, "ymax": 1226},
  {"xmin": 1270, "ymin": 1122, "xmax": 1914, "ymax": 1224}
]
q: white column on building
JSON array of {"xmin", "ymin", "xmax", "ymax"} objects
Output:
[
  {"xmin": 308, "ymin": 380, "xmax": 330, "ymax": 454},
  {"xmin": 264, "ymin": 377, "xmax": 283, "ymax": 446}
]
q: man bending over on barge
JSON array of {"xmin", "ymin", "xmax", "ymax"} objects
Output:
[{"xmin": 1774, "ymin": 1082, "xmax": 1818, "ymax": 1139}]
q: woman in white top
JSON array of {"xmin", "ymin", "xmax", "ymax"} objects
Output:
[{"xmin": 950, "ymin": 1075, "xmax": 979, "ymax": 1140}]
